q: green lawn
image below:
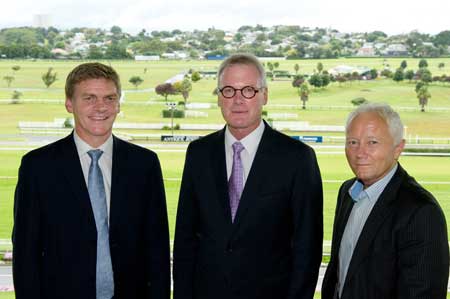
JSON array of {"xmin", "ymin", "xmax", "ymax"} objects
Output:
[
  {"xmin": 1, "ymin": 148, "xmax": 449, "ymax": 242},
  {"xmin": 1, "ymin": 56, "xmax": 450, "ymax": 299}
]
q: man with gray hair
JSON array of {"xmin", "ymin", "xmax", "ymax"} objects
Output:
[
  {"xmin": 174, "ymin": 53, "xmax": 323, "ymax": 299},
  {"xmin": 322, "ymin": 103, "xmax": 449, "ymax": 299}
]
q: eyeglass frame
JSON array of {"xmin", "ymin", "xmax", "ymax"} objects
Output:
[{"xmin": 217, "ymin": 85, "xmax": 265, "ymax": 99}]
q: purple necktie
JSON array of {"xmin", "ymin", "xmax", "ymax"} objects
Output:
[{"xmin": 229, "ymin": 142, "xmax": 245, "ymax": 222}]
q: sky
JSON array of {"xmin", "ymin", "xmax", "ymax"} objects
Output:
[{"xmin": 1, "ymin": 0, "xmax": 450, "ymax": 35}]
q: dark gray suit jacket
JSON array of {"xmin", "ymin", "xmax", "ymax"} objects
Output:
[
  {"xmin": 173, "ymin": 123, "xmax": 323, "ymax": 299},
  {"xmin": 13, "ymin": 133, "xmax": 170, "ymax": 299},
  {"xmin": 322, "ymin": 164, "xmax": 449, "ymax": 299}
]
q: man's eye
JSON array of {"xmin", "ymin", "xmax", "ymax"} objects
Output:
[{"xmin": 368, "ymin": 140, "xmax": 378, "ymax": 145}]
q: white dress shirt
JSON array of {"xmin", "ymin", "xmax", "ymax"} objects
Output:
[
  {"xmin": 224, "ymin": 120, "xmax": 265, "ymax": 185},
  {"xmin": 73, "ymin": 132, "xmax": 114, "ymax": 216}
]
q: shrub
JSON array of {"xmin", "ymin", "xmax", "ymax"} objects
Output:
[
  {"xmin": 10, "ymin": 90, "xmax": 22, "ymax": 104},
  {"xmin": 162, "ymin": 109, "xmax": 185, "ymax": 118},
  {"xmin": 64, "ymin": 117, "xmax": 73, "ymax": 128},
  {"xmin": 351, "ymin": 97, "xmax": 369, "ymax": 106}
]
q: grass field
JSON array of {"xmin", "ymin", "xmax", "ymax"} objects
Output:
[
  {"xmin": 0, "ymin": 56, "xmax": 450, "ymax": 299},
  {"xmin": 1, "ymin": 148, "xmax": 449, "ymax": 241},
  {"xmin": 1, "ymin": 57, "xmax": 449, "ymax": 238},
  {"xmin": 1, "ymin": 58, "xmax": 450, "ymax": 140}
]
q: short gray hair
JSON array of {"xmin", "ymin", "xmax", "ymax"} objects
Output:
[
  {"xmin": 346, "ymin": 103, "xmax": 404, "ymax": 145},
  {"xmin": 217, "ymin": 53, "xmax": 267, "ymax": 88}
]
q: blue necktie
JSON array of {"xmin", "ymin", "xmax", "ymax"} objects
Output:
[
  {"xmin": 228, "ymin": 142, "xmax": 245, "ymax": 222},
  {"xmin": 87, "ymin": 149, "xmax": 114, "ymax": 299}
]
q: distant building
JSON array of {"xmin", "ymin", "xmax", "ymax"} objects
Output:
[
  {"xmin": 223, "ymin": 32, "xmax": 235, "ymax": 42},
  {"xmin": 356, "ymin": 43, "xmax": 376, "ymax": 57},
  {"xmin": 382, "ymin": 44, "xmax": 409, "ymax": 56},
  {"xmin": 51, "ymin": 48, "xmax": 69, "ymax": 58},
  {"xmin": 328, "ymin": 65, "xmax": 371, "ymax": 76},
  {"xmin": 135, "ymin": 55, "xmax": 160, "ymax": 61},
  {"xmin": 161, "ymin": 51, "xmax": 188, "ymax": 59}
]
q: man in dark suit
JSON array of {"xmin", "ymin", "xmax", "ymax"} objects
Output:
[
  {"xmin": 322, "ymin": 103, "xmax": 449, "ymax": 299},
  {"xmin": 12, "ymin": 62, "xmax": 170, "ymax": 299},
  {"xmin": 173, "ymin": 53, "xmax": 323, "ymax": 299}
]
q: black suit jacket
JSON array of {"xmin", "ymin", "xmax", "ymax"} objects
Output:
[
  {"xmin": 322, "ymin": 164, "xmax": 449, "ymax": 299},
  {"xmin": 12, "ymin": 133, "xmax": 170, "ymax": 299},
  {"xmin": 173, "ymin": 123, "xmax": 323, "ymax": 299}
]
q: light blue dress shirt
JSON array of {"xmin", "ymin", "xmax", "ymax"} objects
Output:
[{"xmin": 338, "ymin": 164, "xmax": 398, "ymax": 296}]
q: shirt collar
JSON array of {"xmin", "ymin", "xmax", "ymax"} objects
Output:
[
  {"xmin": 349, "ymin": 163, "xmax": 398, "ymax": 203},
  {"xmin": 225, "ymin": 120, "xmax": 265, "ymax": 156},
  {"xmin": 73, "ymin": 131, "xmax": 114, "ymax": 159}
]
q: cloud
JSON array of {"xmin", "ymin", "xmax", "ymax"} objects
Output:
[{"xmin": 0, "ymin": 0, "xmax": 449, "ymax": 34}]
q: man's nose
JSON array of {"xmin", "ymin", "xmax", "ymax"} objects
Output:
[
  {"xmin": 233, "ymin": 90, "xmax": 245, "ymax": 103},
  {"xmin": 93, "ymin": 98, "xmax": 108, "ymax": 110},
  {"xmin": 356, "ymin": 143, "xmax": 368, "ymax": 157}
]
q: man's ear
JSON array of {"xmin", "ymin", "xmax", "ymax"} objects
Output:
[
  {"xmin": 263, "ymin": 88, "xmax": 268, "ymax": 105},
  {"xmin": 65, "ymin": 98, "xmax": 73, "ymax": 113},
  {"xmin": 394, "ymin": 139, "xmax": 405, "ymax": 160}
]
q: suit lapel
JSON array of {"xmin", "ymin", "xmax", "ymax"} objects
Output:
[
  {"xmin": 231, "ymin": 123, "xmax": 272, "ymax": 230},
  {"xmin": 344, "ymin": 165, "xmax": 405, "ymax": 285},
  {"xmin": 58, "ymin": 133, "xmax": 96, "ymax": 232},
  {"xmin": 332, "ymin": 183, "xmax": 355, "ymax": 259},
  {"xmin": 210, "ymin": 129, "xmax": 232, "ymax": 222},
  {"xmin": 109, "ymin": 136, "xmax": 128, "ymax": 232}
]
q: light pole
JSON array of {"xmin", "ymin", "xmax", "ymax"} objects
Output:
[{"xmin": 167, "ymin": 102, "xmax": 177, "ymax": 136}]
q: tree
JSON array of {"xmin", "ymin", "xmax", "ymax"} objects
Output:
[
  {"xmin": 129, "ymin": 76, "xmax": 144, "ymax": 89},
  {"xmin": 291, "ymin": 75, "xmax": 305, "ymax": 88},
  {"xmin": 434, "ymin": 30, "xmax": 450, "ymax": 47},
  {"xmin": 298, "ymin": 82, "xmax": 310, "ymax": 109},
  {"xmin": 416, "ymin": 84, "xmax": 431, "ymax": 112},
  {"xmin": 12, "ymin": 65, "xmax": 21, "ymax": 73},
  {"xmin": 272, "ymin": 62, "xmax": 280, "ymax": 79},
  {"xmin": 393, "ymin": 68, "xmax": 404, "ymax": 82},
  {"xmin": 87, "ymin": 45, "xmax": 104, "ymax": 59},
  {"xmin": 321, "ymin": 73, "xmax": 331, "ymax": 87},
  {"xmin": 351, "ymin": 97, "xmax": 368, "ymax": 106},
  {"xmin": 438, "ymin": 62, "xmax": 445, "ymax": 70},
  {"xmin": 10, "ymin": 90, "xmax": 22, "ymax": 104},
  {"xmin": 416, "ymin": 68, "xmax": 432, "ymax": 83},
  {"xmin": 308, "ymin": 73, "xmax": 323, "ymax": 88},
  {"xmin": 415, "ymin": 81, "xmax": 426, "ymax": 93},
  {"xmin": 3, "ymin": 75, "xmax": 14, "ymax": 87},
  {"xmin": 317, "ymin": 62, "xmax": 324, "ymax": 73},
  {"xmin": 418, "ymin": 59, "xmax": 428, "ymax": 68},
  {"xmin": 405, "ymin": 70, "xmax": 415, "ymax": 82},
  {"xmin": 155, "ymin": 83, "xmax": 176, "ymax": 102},
  {"xmin": 173, "ymin": 78, "xmax": 192, "ymax": 103},
  {"xmin": 294, "ymin": 63, "xmax": 300, "ymax": 74},
  {"xmin": 110, "ymin": 25, "xmax": 123, "ymax": 36},
  {"xmin": 42, "ymin": 67, "xmax": 57, "ymax": 88},
  {"xmin": 191, "ymin": 71, "xmax": 201, "ymax": 82},
  {"xmin": 369, "ymin": 69, "xmax": 378, "ymax": 79},
  {"xmin": 104, "ymin": 43, "xmax": 131, "ymax": 59},
  {"xmin": 400, "ymin": 60, "xmax": 407, "ymax": 69},
  {"xmin": 380, "ymin": 69, "xmax": 393, "ymax": 78}
]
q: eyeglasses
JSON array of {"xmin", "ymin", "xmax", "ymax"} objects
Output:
[{"xmin": 218, "ymin": 86, "xmax": 263, "ymax": 99}]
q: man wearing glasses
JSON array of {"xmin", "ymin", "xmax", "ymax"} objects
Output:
[{"xmin": 173, "ymin": 53, "xmax": 323, "ymax": 299}]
